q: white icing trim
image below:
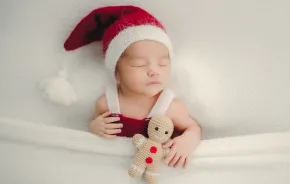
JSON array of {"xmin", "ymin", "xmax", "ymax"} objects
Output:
[
  {"xmin": 104, "ymin": 25, "xmax": 173, "ymax": 80},
  {"xmin": 164, "ymin": 148, "xmax": 170, "ymax": 157},
  {"xmin": 145, "ymin": 171, "xmax": 160, "ymax": 176},
  {"xmin": 136, "ymin": 136, "xmax": 146, "ymax": 148},
  {"xmin": 131, "ymin": 164, "xmax": 144, "ymax": 173}
]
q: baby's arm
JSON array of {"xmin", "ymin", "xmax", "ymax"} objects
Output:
[
  {"xmin": 132, "ymin": 134, "xmax": 147, "ymax": 149},
  {"xmin": 89, "ymin": 94, "xmax": 108, "ymax": 134},
  {"xmin": 167, "ymin": 98, "xmax": 201, "ymax": 143},
  {"xmin": 91, "ymin": 94, "xmax": 108, "ymax": 120},
  {"xmin": 164, "ymin": 98, "xmax": 201, "ymax": 168},
  {"xmin": 89, "ymin": 94, "xmax": 122, "ymax": 138}
]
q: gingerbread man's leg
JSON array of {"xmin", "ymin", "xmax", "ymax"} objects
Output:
[
  {"xmin": 128, "ymin": 154, "xmax": 147, "ymax": 178},
  {"xmin": 144, "ymin": 162, "xmax": 160, "ymax": 184}
]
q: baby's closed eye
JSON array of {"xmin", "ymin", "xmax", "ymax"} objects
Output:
[
  {"xmin": 129, "ymin": 58, "xmax": 147, "ymax": 67},
  {"xmin": 158, "ymin": 57, "xmax": 170, "ymax": 66}
]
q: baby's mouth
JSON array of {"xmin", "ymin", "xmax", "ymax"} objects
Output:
[{"xmin": 147, "ymin": 81, "xmax": 161, "ymax": 85}]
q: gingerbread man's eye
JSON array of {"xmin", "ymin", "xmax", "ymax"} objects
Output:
[
  {"xmin": 165, "ymin": 131, "xmax": 168, "ymax": 134},
  {"xmin": 155, "ymin": 127, "xmax": 159, "ymax": 131}
]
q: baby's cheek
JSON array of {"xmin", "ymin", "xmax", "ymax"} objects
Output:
[
  {"xmin": 162, "ymin": 69, "xmax": 171, "ymax": 79},
  {"xmin": 126, "ymin": 72, "xmax": 145, "ymax": 88},
  {"xmin": 133, "ymin": 77, "xmax": 146, "ymax": 89},
  {"xmin": 130, "ymin": 71, "xmax": 146, "ymax": 82}
]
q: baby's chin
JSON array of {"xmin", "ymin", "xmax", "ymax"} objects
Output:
[{"xmin": 142, "ymin": 87, "xmax": 165, "ymax": 97}]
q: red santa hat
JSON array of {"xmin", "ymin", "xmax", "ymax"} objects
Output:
[{"xmin": 39, "ymin": 5, "xmax": 173, "ymax": 106}]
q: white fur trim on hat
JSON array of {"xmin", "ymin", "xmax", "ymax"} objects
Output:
[{"xmin": 104, "ymin": 25, "xmax": 173, "ymax": 80}]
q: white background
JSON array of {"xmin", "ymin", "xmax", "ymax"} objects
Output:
[{"xmin": 0, "ymin": 0, "xmax": 289, "ymax": 139}]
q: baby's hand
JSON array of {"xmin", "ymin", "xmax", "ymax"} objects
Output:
[
  {"xmin": 162, "ymin": 134, "xmax": 195, "ymax": 168},
  {"xmin": 90, "ymin": 111, "xmax": 122, "ymax": 138}
]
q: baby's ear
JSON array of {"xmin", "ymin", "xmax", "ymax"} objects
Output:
[{"xmin": 114, "ymin": 73, "xmax": 120, "ymax": 84}]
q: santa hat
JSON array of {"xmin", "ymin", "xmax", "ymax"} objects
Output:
[{"xmin": 39, "ymin": 5, "xmax": 173, "ymax": 106}]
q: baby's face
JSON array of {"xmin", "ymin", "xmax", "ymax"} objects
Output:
[{"xmin": 116, "ymin": 40, "xmax": 171, "ymax": 96}]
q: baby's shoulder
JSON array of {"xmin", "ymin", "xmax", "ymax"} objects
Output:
[
  {"xmin": 95, "ymin": 93, "xmax": 109, "ymax": 113},
  {"xmin": 166, "ymin": 97, "xmax": 189, "ymax": 118}
]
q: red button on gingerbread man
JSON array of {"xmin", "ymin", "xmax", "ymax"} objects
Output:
[{"xmin": 145, "ymin": 146, "xmax": 158, "ymax": 164}]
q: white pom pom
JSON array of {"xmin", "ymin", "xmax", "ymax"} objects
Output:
[{"xmin": 39, "ymin": 69, "xmax": 77, "ymax": 106}]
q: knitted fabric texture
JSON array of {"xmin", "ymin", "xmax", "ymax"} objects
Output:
[{"xmin": 128, "ymin": 115, "xmax": 174, "ymax": 184}]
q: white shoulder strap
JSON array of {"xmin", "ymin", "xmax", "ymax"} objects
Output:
[
  {"xmin": 148, "ymin": 89, "xmax": 175, "ymax": 117},
  {"xmin": 105, "ymin": 83, "xmax": 121, "ymax": 114}
]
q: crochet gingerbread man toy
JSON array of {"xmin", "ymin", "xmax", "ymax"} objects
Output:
[{"xmin": 128, "ymin": 115, "xmax": 174, "ymax": 183}]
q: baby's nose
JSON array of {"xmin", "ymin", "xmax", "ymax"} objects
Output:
[{"xmin": 147, "ymin": 70, "xmax": 159, "ymax": 77}]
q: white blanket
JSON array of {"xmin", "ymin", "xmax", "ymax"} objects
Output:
[{"xmin": 0, "ymin": 117, "xmax": 289, "ymax": 184}]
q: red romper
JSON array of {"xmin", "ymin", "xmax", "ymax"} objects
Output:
[{"xmin": 105, "ymin": 85, "xmax": 182, "ymax": 138}]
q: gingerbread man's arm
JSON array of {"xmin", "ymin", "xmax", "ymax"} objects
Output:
[
  {"xmin": 132, "ymin": 134, "xmax": 147, "ymax": 149},
  {"xmin": 162, "ymin": 148, "xmax": 170, "ymax": 159}
]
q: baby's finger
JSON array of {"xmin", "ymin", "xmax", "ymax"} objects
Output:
[
  {"xmin": 162, "ymin": 139, "xmax": 174, "ymax": 149},
  {"xmin": 169, "ymin": 154, "xmax": 180, "ymax": 167},
  {"xmin": 104, "ymin": 117, "xmax": 120, "ymax": 123},
  {"xmin": 105, "ymin": 123, "xmax": 123, "ymax": 129},
  {"xmin": 105, "ymin": 128, "xmax": 122, "ymax": 135},
  {"xmin": 174, "ymin": 156, "xmax": 186, "ymax": 168},
  {"xmin": 103, "ymin": 134, "xmax": 117, "ymax": 139},
  {"xmin": 183, "ymin": 157, "xmax": 189, "ymax": 168},
  {"xmin": 165, "ymin": 148, "xmax": 176, "ymax": 165},
  {"xmin": 100, "ymin": 111, "xmax": 111, "ymax": 118}
]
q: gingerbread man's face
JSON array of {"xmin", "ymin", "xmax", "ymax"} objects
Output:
[{"xmin": 147, "ymin": 115, "xmax": 174, "ymax": 144}]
